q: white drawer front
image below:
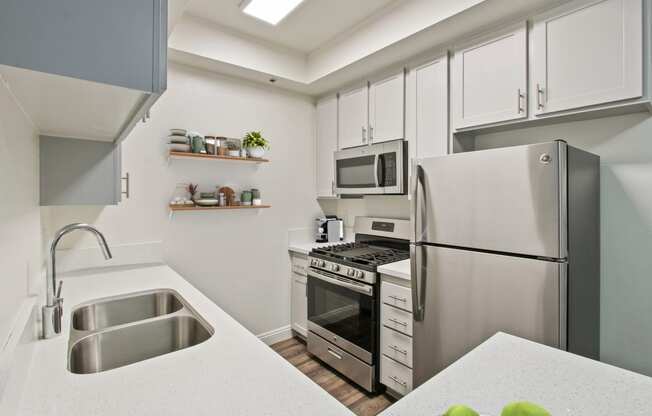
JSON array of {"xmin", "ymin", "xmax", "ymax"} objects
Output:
[
  {"xmin": 381, "ymin": 326, "xmax": 413, "ymax": 368},
  {"xmin": 381, "ymin": 281, "xmax": 412, "ymax": 312},
  {"xmin": 381, "ymin": 355, "xmax": 413, "ymax": 395},
  {"xmin": 291, "ymin": 254, "xmax": 308, "ymax": 275},
  {"xmin": 382, "ymin": 303, "xmax": 413, "ymax": 336}
]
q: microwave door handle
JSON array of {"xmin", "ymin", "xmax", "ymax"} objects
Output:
[
  {"xmin": 373, "ymin": 154, "xmax": 379, "ymax": 187},
  {"xmin": 376, "ymin": 154, "xmax": 385, "ymax": 187}
]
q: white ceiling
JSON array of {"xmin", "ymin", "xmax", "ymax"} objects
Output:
[{"xmin": 184, "ymin": 0, "xmax": 404, "ymax": 53}]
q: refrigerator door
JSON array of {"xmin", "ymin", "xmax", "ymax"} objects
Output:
[
  {"xmin": 412, "ymin": 244, "xmax": 566, "ymax": 387},
  {"xmin": 412, "ymin": 141, "xmax": 567, "ymax": 259}
]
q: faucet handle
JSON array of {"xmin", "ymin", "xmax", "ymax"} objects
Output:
[{"xmin": 56, "ymin": 280, "xmax": 63, "ymax": 299}]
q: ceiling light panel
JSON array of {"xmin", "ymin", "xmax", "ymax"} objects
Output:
[{"xmin": 241, "ymin": 0, "xmax": 305, "ymax": 25}]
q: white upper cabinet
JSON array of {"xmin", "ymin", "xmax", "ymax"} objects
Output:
[
  {"xmin": 369, "ymin": 71, "xmax": 405, "ymax": 144},
  {"xmin": 412, "ymin": 56, "xmax": 449, "ymax": 159},
  {"xmin": 532, "ymin": 0, "xmax": 643, "ymax": 115},
  {"xmin": 338, "ymin": 85, "xmax": 369, "ymax": 149},
  {"xmin": 316, "ymin": 96, "xmax": 338, "ymax": 198},
  {"xmin": 453, "ymin": 23, "xmax": 528, "ymax": 129}
]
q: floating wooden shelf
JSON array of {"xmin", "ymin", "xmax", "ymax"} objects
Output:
[
  {"xmin": 169, "ymin": 151, "xmax": 269, "ymax": 163},
  {"xmin": 169, "ymin": 204, "xmax": 271, "ymax": 212}
]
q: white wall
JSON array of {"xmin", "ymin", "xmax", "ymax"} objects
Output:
[
  {"xmin": 319, "ymin": 196, "xmax": 410, "ymax": 236},
  {"xmin": 473, "ymin": 112, "xmax": 652, "ymax": 377},
  {"xmin": 42, "ymin": 62, "xmax": 323, "ymax": 336},
  {"xmin": 0, "ymin": 75, "xmax": 41, "ymax": 345}
]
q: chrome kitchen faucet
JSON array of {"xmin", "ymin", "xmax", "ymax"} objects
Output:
[{"xmin": 42, "ymin": 223, "xmax": 112, "ymax": 339}]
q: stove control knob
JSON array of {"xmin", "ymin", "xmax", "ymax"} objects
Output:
[
  {"xmin": 331, "ymin": 264, "xmax": 340, "ymax": 272},
  {"xmin": 318, "ymin": 260, "xmax": 326, "ymax": 267},
  {"xmin": 311, "ymin": 259, "xmax": 317, "ymax": 266},
  {"xmin": 355, "ymin": 271, "xmax": 364, "ymax": 279},
  {"xmin": 347, "ymin": 269, "xmax": 355, "ymax": 277}
]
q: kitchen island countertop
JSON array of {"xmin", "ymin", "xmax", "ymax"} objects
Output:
[{"xmin": 380, "ymin": 332, "xmax": 652, "ymax": 416}]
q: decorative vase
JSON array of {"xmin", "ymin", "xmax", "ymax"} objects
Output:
[{"xmin": 246, "ymin": 147, "xmax": 265, "ymax": 158}]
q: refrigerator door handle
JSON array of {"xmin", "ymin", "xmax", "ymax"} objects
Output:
[
  {"xmin": 411, "ymin": 244, "xmax": 426, "ymax": 321},
  {"xmin": 411, "ymin": 163, "xmax": 425, "ymax": 243}
]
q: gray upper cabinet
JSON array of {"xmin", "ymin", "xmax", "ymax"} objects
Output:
[
  {"xmin": 40, "ymin": 137, "xmax": 123, "ymax": 206},
  {"xmin": 0, "ymin": 0, "xmax": 167, "ymax": 143}
]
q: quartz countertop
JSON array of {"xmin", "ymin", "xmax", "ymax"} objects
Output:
[
  {"xmin": 15, "ymin": 265, "xmax": 351, "ymax": 416},
  {"xmin": 15, "ymin": 266, "xmax": 652, "ymax": 416},
  {"xmin": 379, "ymin": 332, "xmax": 652, "ymax": 416},
  {"xmin": 378, "ymin": 259, "xmax": 411, "ymax": 281}
]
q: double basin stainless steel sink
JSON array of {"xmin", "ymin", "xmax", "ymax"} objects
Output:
[{"xmin": 68, "ymin": 289, "xmax": 213, "ymax": 374}]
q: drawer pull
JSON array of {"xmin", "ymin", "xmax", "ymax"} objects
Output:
[
  {"xmin": 389, "ymin": 375, "xmax": 407, "ymax": 387},
  {"xmin": 327, "ymin": 348, "xmax": 343, "ymax": 360},
  {"xmin": 389, "ymin": 345, "xmax": 408, "ymax": 355},
  {"xmin": 388, "ymin": 295, "xmax": 407, "ymax": 303},
  {"xmin": 388, "ymin": 318, "xmax": 408, "ymax": 327}
]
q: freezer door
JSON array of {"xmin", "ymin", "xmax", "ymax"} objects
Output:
[
  {"xmin": 412, "ymin": 245, "xmax": 566, "ymax": 387},
  {"xmin": 413, "ymin": 141, "xmax": 566, "ymax": 258}
]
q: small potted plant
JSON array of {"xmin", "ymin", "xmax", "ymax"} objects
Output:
[{"xmin": 242, "ymin": 131, "xmax": 269, "ymax": 158}]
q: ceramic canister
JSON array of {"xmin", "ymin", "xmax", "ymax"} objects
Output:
[{"xmin": 241, "ymin": 190, "xmax": 253, "ymax": 205}]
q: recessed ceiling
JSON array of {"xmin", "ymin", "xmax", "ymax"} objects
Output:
[{"xmin": 184, "ymin": 0, "xmax": 404, "ymax": 53}]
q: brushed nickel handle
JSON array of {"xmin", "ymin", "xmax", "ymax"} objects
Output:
[
  {"xmin": 327, "ymin": 348, "xmax": 343, "ymax": 360},
  {"xmin": 536, "ymin": 83, "xmax": 544, "ymax": 110},
  {"xmin": 121, "ymin": 172, "xmax": 130, "ymax": 199},
  {"xmin": 389, "ymin": 375, "xmax": 407, "ymax": 386},
  {"xmin": 517, "ymin": 89, "xmax": 525, "ymax": 113},
  {"xmin": 362, "ymin": 126, "xmax": 367, "ymax": 142},
  {"xmin": 389, "ymin": 345, "xmax": 408, "ymax": 355},
  {"xmin": 369, "ymin": 125, "xmax": 374, "ymax": 141},
  {"xmin": 389, "ymin": 295, "xmax": 407, "ymax": 303},
  {"xmin": 388, "ymin": 318, "xmax": 408, "ymax": 327}
]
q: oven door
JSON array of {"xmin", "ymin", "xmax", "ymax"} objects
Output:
[
  {"xmin": 307, "ymin": 269, "xmax": 376, "ymax": 364},
  {"xmin": 334, "ymin": 140, "xmax": 405, "ymax": 195}
]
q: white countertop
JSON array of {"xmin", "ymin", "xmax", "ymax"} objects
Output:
[
  {"xmin": 380, "ymin": 332, "xmax": 652, "ymax": 416},
  {"xmin": 288, "ymin": 241, "xmax": 335, "ymax": 255},
  {"xmin": 378, "ymin": 259, "xmax": 410, "ymax": 281},
  {"xmin": 15, "ymin": 266, "xmax": 652, "ymax": 416},
  {"xmin": 16, "ymin": 265, "xmax": 351, "ymax": 416}
]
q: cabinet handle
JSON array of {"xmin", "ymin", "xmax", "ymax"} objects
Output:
[
  {"xmin": 332, "ymin": 180, "xmax": 335, "ymax": 196},
  {"xmin": 362, "ymin": 126, "xmax": 367, "ymax": 142},
  {"xmin": 517, "ymin": 89, "xmax": 525, "ymax": 113},
  {"xmin": 536, "ymin": 84, "xmax": 544, "ymax": 110},
  {"xmin": 121, "ymin": 172, "xmax": 130, "ymax": 199},
  {"xmin": 369, "ymin": 125, "xmax": 374, "ymax": 141},
  {"xmin": 389, "ymin": 345, "xmax": 408, "ymax": 355},
  {"xmin": 388, "ymin": 318, "xmax": 408, "ymax": 327},
  {"xmin": 389, "ymin": 295, "xmax": 407, "ymax": 303},
  {"xmin": 389, "ymin": 375, "xmax": 407, "ymax": 387}
]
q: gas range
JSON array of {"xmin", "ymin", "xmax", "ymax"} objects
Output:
[
  {"xmin": 306, "ymin": 217, "xmax": 411, "ymax": 393},
  {"xmin": 309, "ymin": 242, "xmax": 409, "ymax": 284}
]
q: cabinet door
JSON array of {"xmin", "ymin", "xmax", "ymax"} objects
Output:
[
  {"xmin": 413, "ymin": 57, "xmax": 449, "ymax": 159},
  {"xmin": 338, "ymin": 85, "xmax": 368, "ymax": 149},
  {"xmin": 40, "ymin": 136, "xmax": 122, "ymax": 205},
  {"xmin": 453, "ymin": 23, "xmax": 527, "ymax": 129},
  {"xmin": 369, "ymin": 71, "xmax": 405, "ymax": 143},
  {"xmin": 532, "ymin": 0, "xmax": 642, "ymax": 115},
  {"xmin": 316, "ymin": 96, "xmax": 338, "ymax": 198},
  {"xmin": 291, "ymin": 273, "xmax": 308, "ymax": 337}
]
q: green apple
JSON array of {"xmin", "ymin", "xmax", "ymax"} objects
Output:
[
  {"xmin": 501, "ymin": 401, "xmax": 551, "ymax": 416},
  {"xmin": 443, "ymin": 404, "xmax": 480, "ymax": 416}
]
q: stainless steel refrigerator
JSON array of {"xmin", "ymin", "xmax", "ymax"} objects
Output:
[{"xmin": 410, "ymin": 140, "xmax": 600, "ymax": 387}]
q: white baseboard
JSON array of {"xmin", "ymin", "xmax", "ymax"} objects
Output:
[{"xmin": 257, "ymin": 325, "xmax": 293, "ymax": 346}]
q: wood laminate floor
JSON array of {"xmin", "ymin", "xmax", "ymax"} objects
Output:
[{"xmin": 270, "ymin": 337, "xmax": 395, "ymax": 416}]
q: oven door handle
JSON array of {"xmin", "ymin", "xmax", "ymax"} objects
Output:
[{"xmin": 308, "ymin": 270, "xmax": 373, "ymax": 296}]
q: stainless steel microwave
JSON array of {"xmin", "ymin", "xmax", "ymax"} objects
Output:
[{"xmin": 334, "ymin": 140, "xmax": 407, "ymax": 195}]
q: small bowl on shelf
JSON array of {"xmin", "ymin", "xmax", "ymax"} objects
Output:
[
  {"xmin": 227, "ymin": 150, "xmax": 241, "ymax": 157},
  {"xmin": 194, "ymin": 199, "xmax": 219, "ymax": 207}
]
